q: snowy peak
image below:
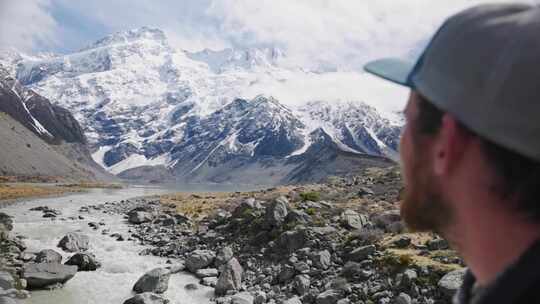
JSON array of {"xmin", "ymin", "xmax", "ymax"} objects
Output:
[
  {"xmin": 3, "ymin": 27, "xmax": 402, "ymax": 183},
  {"xmin": 186, "ymin": 46, "xmax": 284, "ymax": 72},
  {"xmin": 81, "ymin": 27, "xmax": 167, "ymax": 51}
]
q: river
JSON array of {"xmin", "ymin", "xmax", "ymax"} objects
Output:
[{"xmin": 1, "ymin": 184, "xmax": 253, "ymax": 304}]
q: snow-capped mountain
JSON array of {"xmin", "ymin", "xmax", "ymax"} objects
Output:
[
  {"xmin": 5, "ymin": 27, "xmax": 402, "ymax": 184},
  {"xmin": 0, "ymin": 64, "xmax": 112, "ymax": 181}
]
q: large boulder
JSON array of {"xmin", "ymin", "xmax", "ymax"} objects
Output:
[
  {"xmin": 215, "ymin": 246, "xmax": 234, "ymax": 267},
  {"xmin": 312, "ymin": 250, "xmax": 332, "ymax": 270},
  {"xmin": 285, "ymin": 210, "xmax": 312, "ymax": 224},
  {"xmin": 274, "ymin": 229, "xmax": 309, "ymax": 254},
  {"xmin": 128, "ymin": 211, "xmax": 153, "ymax": 224},
  {"xmin": 371, "ymin": 210, "xmax": 403, "ymax": 233},
  {"xmin": 316, "ymin": 289, "xmax": 343, "ymax": 304},
  {"xmin": 0, "ymin": 213, "xmax": 13, "ymax": 240},
  {"xmin": 123, "ymin": 292, "xmax": 169, "ymax": 304},
  {"xmin": 232, "ymin": 199, "xmax": 262, "ymax": 219},
  {"xmin": 57, "ymin": 232, "xmax": 90, "ymax": 252},
  {"xmin": 340, "ymin": 210, "xmax": 369, "ymax": 230},
  {"xmin": 23, "ymin": 263, "xmax": 77, "ymax": 289},
  {"xmin": 293, "ymin": 274, "xmax": 310, "ymax": 295},
  {"xmin": 438, "ymin": 268, "xmax": 466, "ymax": 298},
  {"xmin": 346, "ymin": 245, "xmax": 376, "ymax": 262},
  {"xmin": 35, "ymin": 249, "xmax": 63, "ymax": 264},
  {"xmin": 133, "ymin": 268, "xmax": 171, "ymax": 294},
  {"xmin": 341, "ymin": 261, "xmax": 371, "ymax": 282},
  {"xmin": 231, "ymin": 292, "xmax": 254, "ymax": 304},
  {"xmin": 65, "ymin": 253, "xmax": 101, "ymax": 271},
  {"xmin": 186, "ymin": 250, "xmax": 216, "ymax": 273},
  {"xmin": 215, "ymin": 257, "xmax": 243, "ymax": 296},
  {"xmin": 0, "ymin": 272, "xmax": 14, "ymax": 290},
  {"xmin": 0, "ymin": 213, "xmax": 13, "ymax": 231},
  {"xmin": 263, "ymin": 196, "xmax": 289, "ymax": 229}
]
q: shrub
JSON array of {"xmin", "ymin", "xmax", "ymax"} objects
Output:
[
  {"xmin": 300, "ymin": 191, "xmax": 321, "ymax": 202},
  {"xmin": 355, "ymin": 228, "xmax": 385, "ymax": 246},
  {"xmin": 305, "ymin": 208, "xmax": 317, "ymax": 216}
]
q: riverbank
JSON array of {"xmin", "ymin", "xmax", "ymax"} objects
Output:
[
  {"xmin": 0, "ymin": 168, "xmax": 466, "ymax": 304},
  {"xmin": 88, "ymin": 166, "xmax": 466, "ymax": 304},
  {"xmin": 0, "ymin": 186, "xmax": 212, "ymax": 304},
  {"xmin": 0, "ymin": 182, "xmax": 124, "ymax": 207}
]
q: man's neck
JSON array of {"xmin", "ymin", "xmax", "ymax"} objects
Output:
[{"xmin": 446, "ymin": 201, "xmax": 540, "ymax": 286}]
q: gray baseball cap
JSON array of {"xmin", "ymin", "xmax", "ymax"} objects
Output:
[{"xmin": 364, "ymin": 3, "xmax": 540, "ymax": 161}]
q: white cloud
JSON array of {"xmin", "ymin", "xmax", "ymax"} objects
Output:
[
  {"xmin": 241, "ymin": 70, "xmax": 409, "ymax": 113},
  {"xmin": 206, "ymin": 0, "xmax": 539, "ymax": 70},
  {"xmin": 0, "ymin": 0, "xmax": 59, "ymax": 52}
]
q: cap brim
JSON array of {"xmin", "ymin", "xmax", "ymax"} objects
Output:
[{"xmin": 363, "ymin": 58, "xmax": 415, "ymax": 87}]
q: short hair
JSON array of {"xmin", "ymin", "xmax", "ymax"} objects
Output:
[{"xmin": 415, "ymin": 93, "xmax": 540, "ymax": 221}]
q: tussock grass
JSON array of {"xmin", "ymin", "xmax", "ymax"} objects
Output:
[{"xmin": 0, "ymin": 184, "xmax": 79, "ymax": 201}]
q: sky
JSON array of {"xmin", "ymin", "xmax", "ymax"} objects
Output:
[{"xmin": 0, "ymin": 0, "xmax": 538, "ymax": 111}]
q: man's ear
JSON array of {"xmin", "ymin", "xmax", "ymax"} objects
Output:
[{"xmin": 432, "ymin": 114, "xmax": 468, "ymax": 176}]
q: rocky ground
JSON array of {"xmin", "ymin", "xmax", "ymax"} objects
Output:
[{"xmin": 0, "ymin": 166, "xmax": 466, "ymax": 304}]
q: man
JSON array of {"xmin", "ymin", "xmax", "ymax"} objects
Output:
[{"xmin": 364, "ymin": 3, "xmax": 540, "ymax": 304}]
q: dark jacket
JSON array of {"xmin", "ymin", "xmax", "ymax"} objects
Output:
[{"xmin": 455, "ymin": 241, "xmax": 540, "ymax": 304}]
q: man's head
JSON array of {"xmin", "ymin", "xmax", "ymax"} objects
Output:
[
  {"xmin": 364, "ymin": 3, "xmax": 540, "ymax": 235},
  {"xmin": 400, "ymin": 91, "xmax": 540, "ymax": 233}
]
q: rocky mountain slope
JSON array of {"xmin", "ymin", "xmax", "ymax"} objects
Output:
[
  {"xmin": 0, "ymin": 65, "xmax": 114, "ymax": 182},
  {"xmin": 5, "ymin": 27, "xmax": 402, "ymax": 184}
]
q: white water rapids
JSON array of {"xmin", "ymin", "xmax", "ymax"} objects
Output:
[{"xmin": 1, "ymin": 185, "xmax": 226, "ymax": 304}]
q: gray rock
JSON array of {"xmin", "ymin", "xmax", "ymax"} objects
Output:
[
  {"xmin": 341, "ymin": 262, "xmax": 371, "ymax": 282},
  {"xmin": 293, "ymin": 274, "xmax": 310, "ymax": 295},
  {"xmin": 0, "ymin": 272, "xmax": 14, "ymax": 290},
  {"xmin": 399, "ymin": 269, "xmax": 418, "ymax": 288},
  {"xmin": 186, "ymin": 250, "xmax": 216, "ymax": 273},
  {"xmin": 128, "ymin": 211, "xmax": 153, "ymax": 224},
  {"xmin": 395, "ymin": 293, "xmax": 412, "ymax": 304},
  {"xmin": 274, "ymin": 229, "xmax": 309, "ymax": 254},
  {"xmin": 285, "ymin": 210, "xmax": 312, "ymax": 224},
  {"xmin": 231, "ymin": 292, "xmax": 254, "ymax": 304},
  {"xmin": 232, "ymin": 199, "xmax": 262, "ymax": 219},
  {"xmin": 133, "ymin": 268, "xmax": 170, "ymax": 294},
  {"xmin": 123, "ymin": 292, "xmax": 169, "ymax": 304},
  {"xmin": 57, "ymin": 232, "xmax": 90, "ymax": 252},
  {"xmin": 215, "ymin": 246, "xmax": 234, "ymax": 267},
  {"xmin": 278, "ymin": 265, "xmax": 296, "ymax": 283},
  {"xmin": 312, "ymin": 250, "xmax": 331, "ymax": 269},
  {"xmin": 438, "ymin": 268, "xmax": 466, "ymax": 297},
  {"xmin": 371, "ymin": 210, "xmax": 402, "ymax": 232},
  {"xmin": 196, "ymin": 268, "xmax": 218, "ymax": 278},
  {"xmin": 340, "ymin": 210, "xmax": 368, "ymax": 230},
  {"xmin": 284, "ymin": 296, "xmax": 302, "ymax": 304},
  {"xmin": 65, "ymin": 253, "xmax": 101, "ymax": 271},
  {"xmin": 201, "ymin": 277, "xmax": 218, "ymax": 287},
  {"xmin": 346, "ymin": 245, "xmax": 376, "ymax": 262},
  {"xmin": 393, "ymin": 236, "xmax": 412, "ymax": 248},
  {"xmin": 263, "ymin": 196, "xmax": 289, "ymax": 229},
  {"xmin": 253, "ymin": 291, "xmax": 266, "ymax": 304},
  {"xmin": 184, "ymin": 283, "xmax": 199, "ymax": 290},
  {"xmin": 0, "ymin": 213, "xmax": 13, "ymax": 231},
  {"xmin": 35, "ymin": 249, "xmax": 63, "ymax": 264},
  {"xmin": 161, "ymin": 217, "xmax": 176, "ymax": 226},
  {"xmin": 23, "ymin": 263, "xmax": 77, "ymax": 289},
  {"xmin": 427, "ymin": 238, "xmax": 449, "ymax": 251},
  {"xmin": 316, "ymin": 289, "xmax": 343, "ymax": 304},
  {"xmin": 215, "ymin": 257, "xmax": 243, "ymax": 296}
]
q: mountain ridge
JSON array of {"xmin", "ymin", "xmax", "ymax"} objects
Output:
[{"xmin": 2, "ymin": 27, "xmax": 402, "ymax": 184}]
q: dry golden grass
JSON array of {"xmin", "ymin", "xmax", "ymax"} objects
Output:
[
  {"xmin": 386, "ymin": 248, "xmax": 463, "ymax": 273},
  {"xmin": 60, "ymin": 182, "xmax": 123, "ymax": 189},
  {"xmin": 0, "ymin": 183, "xmax": 81, "ymax": 201},
  {"xmin": 160, "ymin": 185, "xmax": 303, "ymax": 219}
]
